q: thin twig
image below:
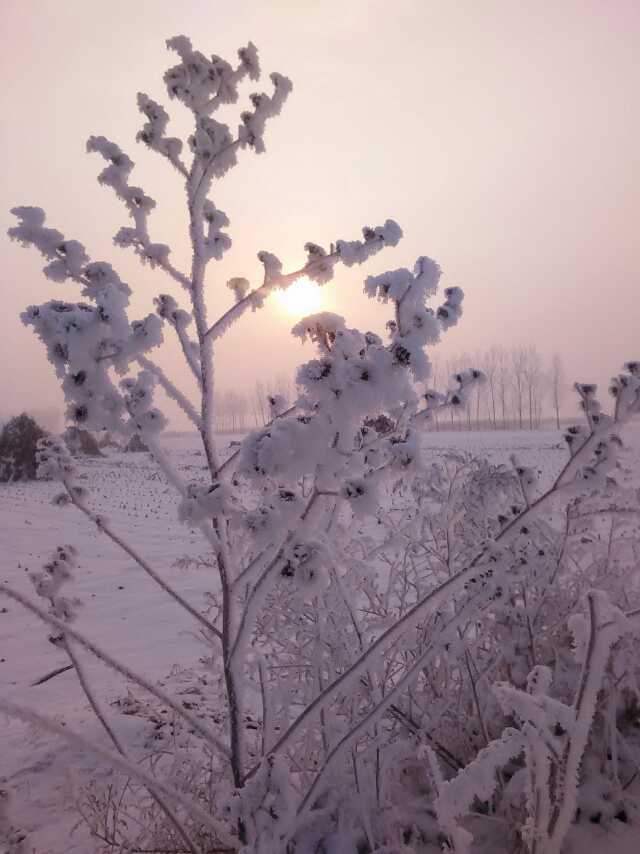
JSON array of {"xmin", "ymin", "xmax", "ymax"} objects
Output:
[
  {"xmin": 63, "ymin": 479, "xmax": 222, "ymax": 642},
  {"xmin": 30, "ymin": 663, "xmax": 74, "ymax": 686}
]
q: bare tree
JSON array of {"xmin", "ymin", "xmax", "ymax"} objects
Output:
[
  {"xmin": 472, "ymin": 349, "xmax": 484, "ymax": 429},
  {"xmin": 430, "ymin": 357, "xmax": 441, "ymax": 430},
  {"xmin": 220, "ymin": 389, "xmax": 248, "ymax": 432},
  {"xmin": 511, "ymin": 346, "xmax": 528, "ymax": 429},
  {"xmin": 445, "ymin": 356, "xmax": 465, "ymax": 430},
  {"xmin": 495, "ymin": 346, "xmax": 510, "ymax": 429},
  {"xmin": 251, "ymin": 380, "xmax": 268, "ymax": 426},
  {"xmin": 522, "ymin": 345, "xmax": 543, "ymax": 430},
  {"xmin": 483, "ymin": 347, "xmax": 499, "ymax": 429},
  {"xmin": 550, "ymin": 352, "xmax": 565, "ymax": 429}
]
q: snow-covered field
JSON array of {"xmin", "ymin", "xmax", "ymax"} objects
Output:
[{"xmin": 1, "ymin": 427, "xmax": 637, "ymax": 853}]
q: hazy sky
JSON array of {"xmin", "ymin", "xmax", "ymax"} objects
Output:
[{"xmin": 1, "ymin": 0, "xmax": 638, "ymax": 426}]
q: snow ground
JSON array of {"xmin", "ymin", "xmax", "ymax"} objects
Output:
[
  {"xmin": 1, "ymin": 435, "xmax": 227, "ymax": 852},
  {"xmin": 1, "ymin": 427, "xmax": 638, "ymax": 853}
]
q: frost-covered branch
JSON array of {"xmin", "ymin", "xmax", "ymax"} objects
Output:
[
  {"xmin": 87, "ymin": 136, "xmax": 191, "ymax": 288},
  {"xmin": 50, "ymin": 460, "xmax": 222, "ymax": 641},
  {"xmin": 0, "ymin": 699, "xmax": 232, "ymax": 846},
  {"xmin": 545, "ymin": 592, "xmax": 627, "ymax": 854},
  {"xmin": 0, "ymin": 584, "xmax": 229, "ymax": 760},
  {"xmin": 204, "ymin": 220, "xmax": 403, "ymax": 340},
  {"xmin": 256, "ymin": 375, "xmax": 636, "ymax": 774},
  {"xmin": 136, "ymin": 354, "xmax": 202, "ymax": 430},
  {"xmin": 62, "ymin": 634, "xmax": 203, "ymax": 854}
]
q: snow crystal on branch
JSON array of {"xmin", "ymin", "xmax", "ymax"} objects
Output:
[
  {"xmin": 445, "ymin": 368, "xmax": 485, "ymax": 410},
  {"xmin": 120, "ymin": 370, "xmax": 167, "ymax": 436},
  {"xmin": 136, "ymin": 93, "xmax": 184, "ymax": 171},
  {"xmin": 239, "ymin": 416, "xmax": 327, "ymax": 483},
  {"xmin": 336, "ymin": 219, "xmax": 402, "ymax": 267},
  {"xmin": 87, "ymin": 136, "xmax": 181, "ymax": 275},
  {"xmin": 11, "ymin": 206, "xmax": 164, "ymax": 434},
  {"xmin": 257, "ymin": 250, "xmax": 283, "ymax": 284},
  {"xmin": 365, "ymin": 256, "xmax": 463, "ymax": 383},
  {"xmin": 437, "ymin": 285, "xmax": 464, "ymax": 329},
  {"xmin": 227, "ymin": 277, "xmax": 250, "ymax": 302},
  {"xmin": 238, "ymin": 72, "xmax": 293, "ymax": 154},
  {"xmin": 164, "ymin": 36, "xmax": 261, "ymax": 115},
  {"xmin": 281, "ymin": 540, "xmax": 331, "ymax": 598},
  {"xmin": 341, "ymin": 477, "xmax": 379, "ymax": 517},
  {"xmin": 189, "ymin": 116, "xmax": 236, "ymax": 178},
  {"xmin": 203, "ymin": 200, "xmax": 232, "ymax": 260},
  {"xmin": 178, "ymin": 481, "xmax": 238, "ymax": 526},
  {"xmin": 36, "ymin": 436, "xmax": 75, "ymax": 482},
  {"xmin": 9, "ymin": 206, "xmax": 89, "ymax": 283},
  {"xmin": 154, "ymin": 294, "xmax": 192, "ymax": 329},
  {"xmin": 30, "ymin": 544, "xmax": 80, "ymax": 624},
  {"xmin": 303, "ymin": 241, "xmax": 337, "ymax": 285}
]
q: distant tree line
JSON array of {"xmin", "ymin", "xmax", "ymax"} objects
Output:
[
  {"xmin": 0, "ymin": 350, "xmax": 566, "ymax": 440},
  {"xmin": 213, "ymin": 374, "xmax": 294, "ymax": 433},
  {"xmin": 429, "ymin": 345, "xmax": 567, "ymax": 431},
  {"xmin": 214, "ymin": 348, "xmax": 567, "ymax": 435}
]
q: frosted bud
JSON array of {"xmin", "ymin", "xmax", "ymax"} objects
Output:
[
  {"xmin": 281, "ymin": 540, "xmax": 330, "ymax": 598},
  {"xmin": 238, "ymin": 41, "xmax": 260, "ymax": 80},
  {"xmin": 30, "ymin": 545, "xmax": 80, "ymax": 622},
  {"xmin": 203, "ymin": 201, "xmax": 231, "ymax": 259},
  {"xmin": 257, "ymin": 251, "xmax": 282, "ymax": 283},
  {"xmin": 388, "ymin": 432, "xmax": 419, "ymax": 470},
  {"xmin": 437, "ymin": 286, "xmax": 464, "ymax": 329},
  {"xmin": 268, "ymin": 394, "xmax": 287, "ymax": 417},
  {"xmin": 563, "ymin": 424, "xmax": 584, "ymax": 449},
  {"xmin": 178, "ymin": 481, "xmax": 236, "ymax": 525},
  {"xmin": 423, "ymin": 389, "xmax": 446, "ymax": 409},
  {"xmin": 341, "ymin": 478, "xmax": 378, "ymax": 517},
  {"xmin": 336, "ymin": 220, "xmax": 402, "ymax": 267},
  {"xmin": 526, "ymin": 665, "xmax": 553, "ymax": 696},
  {"xmin": 154, "ymin": 293, "xmax": 178, "ymax": 319},
  {"xmin": 227, "ymin": 277, "xmax": 250, "ymax": 302},
  {"xmin": 36, "ymin": 437, "xmax": 75, "ymax": 481}
]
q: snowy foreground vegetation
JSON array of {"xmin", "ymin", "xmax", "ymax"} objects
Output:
[{"xmin": 3, "ymin": 35, "xmax": 640, "ymax": 854}]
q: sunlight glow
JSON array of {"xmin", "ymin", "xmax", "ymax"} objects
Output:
[{"xmin": 275, "ymin": 277, "xmax": 323, "ymax": 316}]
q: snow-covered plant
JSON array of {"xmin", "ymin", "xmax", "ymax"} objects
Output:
[
  {"xmin": 362, "ymin": 378, "xmax": 640, "ymax": 853},
  {"xmin": 235, "ymin": 377, "xmax": 640, "ymax": 852},
  {"xmin": 3, "ymin": 34, "xmax": 640, "ymax": 854},
  {"xmin": 2, "ymin": 34, "xmax": 480, "ymax": 853}
]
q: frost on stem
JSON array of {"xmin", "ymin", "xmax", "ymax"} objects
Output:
[
  {"xmin": 136, "ymin": 92, "xmax": 184, "ymax": 171},
  {"xmin": 9, "ymin": 207, "xmax": 163, "ymax": 436},
  {"xmin": 29, "ymin": 544, "xmax": 80, "ymax": 624},
  {"xmin": 164, "ymin": 35, "xmax": 260, "ymax": 115},
  {"xmin": 240, "ymin": 268, "xmax": 466, "ymax": 489},
  {"xmin": 87, "ymin": 135, "xmax": 185, "ymax": 276}
]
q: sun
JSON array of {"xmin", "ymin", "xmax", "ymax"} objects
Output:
[{"xmin": 275, "ymin": 277, "xmax": 323, "ymax": 316}]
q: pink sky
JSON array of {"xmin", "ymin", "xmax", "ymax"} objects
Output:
[{"xmin": 1, "ymin": 0, "xmax": 638, "ymax": 426}]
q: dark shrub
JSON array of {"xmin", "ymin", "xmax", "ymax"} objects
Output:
[{"xmin": 0, "ymin": 413, "xmax": 48, "ymax": 481}]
